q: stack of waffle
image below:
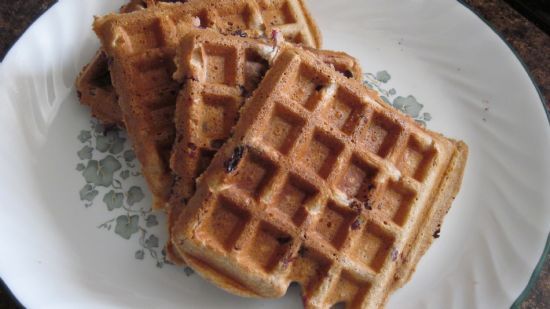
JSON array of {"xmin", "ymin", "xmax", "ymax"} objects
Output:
[{"xmin": 76, "ymin": 0, "xmax": 468, "ymax": 307}]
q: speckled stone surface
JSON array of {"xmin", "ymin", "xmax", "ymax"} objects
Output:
[{"xmin": 0, "ymin": 0, "xmax": 548, "ymax": 308}]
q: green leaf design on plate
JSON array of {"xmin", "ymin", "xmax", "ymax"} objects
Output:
[
  {"xmin": 127, "ymin": 186, "xmax": 145, "ymax": 206},
  {"xmin": 184, "ymin": 267, "xmax": 194, "ymax": 276},
  {"xmin": 77, "ymin": 145, "xmax": 93, "ymax": 160},
  {"xmin": 94, "ymin": 123, "xmax": 105, "ymax": 134},
  {"xmin": 96, "ymin": 130, "xmax": 126, "ymax": 155},
  {"xmin": 416, "ymin": 119, "xmax": 426, "ymax": 127},
  {"xmin": 422, "ymin": 112, "xmax": 432, "ymax": 121},
  {"xmin": 144, "ymin": 234, "xmax": 159, "ymax": 249},
  {"xmin": 393, "ymin": 95, "xmax": 424, "ymax": 118},
  {"xmin": 82, "ymin": 155, "xmax": 122, "ymax": 187},
  {"xmin": 114, "ymin": 215, "xmax": 139, "ymax": 239},
  {"xmin": 145, "ymin": 215, "xmax": 158, "ymax": 227},
  {"xmin": 79, "ymin": 184, "xmax": 98, "ymax": 202},
  {"xmin": 77, "ymin": 130, "xmax": 92, "ymax": 143},
  {"xmin": 103, "ymin": 190, "xmax": 124, "ymax": 211},
  {"xmin": 76, "ymin": 163, "xmax": 85, "ymax": 171},
  {"xmin": 120, "ymin": 170, "xmax": 130, "ymax": 180},
  {"xmin": 123, "ymin": 150, "xmax": 136, "ymax": 162},
  {"xmin": 375, "ymin": 70, "xmax": 391, "ymax": 83},
  {"xmin": 135, "ymin": 250, "xmax": 145, "ymax": 260}
]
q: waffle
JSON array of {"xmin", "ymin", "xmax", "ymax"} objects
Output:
[
  {"xmin": 165, "ymin": 29, "xmax": 361, "ymax": 265},
  {"xmin": 169, "ymin": 29, "xmax": 361, "ymax": 205},
  {"xmin": 171, "ymin": 46, "xmax": 468, "ymax": 308},
  {"xmin": 78, "ymin": 0, "xmax": 322, "ymax": 126},
  {"xmin": 92, "ymin": 0, "xmax": 330, "ymax": 209}
]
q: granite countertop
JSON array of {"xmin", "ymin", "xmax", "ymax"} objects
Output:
[{"xmin": 0, "ymin": 0, "xmax": 548, "ymax": 308}]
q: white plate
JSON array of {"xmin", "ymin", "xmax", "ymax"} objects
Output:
[{"xmin": 0, "ymin": 0, "xmax": 548, "ymax": 308}]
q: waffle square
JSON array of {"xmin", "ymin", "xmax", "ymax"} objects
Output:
[
  {"xmin": 92, "ymin": 0, "xmax": 354, "ymax": 210},
  {"xmin": 171, "ymin": 46, "xmax": 468, "ymax": 308}
]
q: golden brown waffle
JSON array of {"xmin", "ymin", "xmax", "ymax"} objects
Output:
[
  {"xmin": 93, "ymin": 0, "xmax": 325, "ymax": 209},
  {"xmin": 171, "ymin": 46, "xmax": 468, "ymax": 308},
  {"xmin": 166, "ymin": 29, "xmax": 361, "ymax": 265},
  {"xmin": 169, "ymin": 29, "xmax": 361, "ymax": 205},
  {"xmin": 80, "ymin": 0, "xmax": 322, "ymax": 126}
]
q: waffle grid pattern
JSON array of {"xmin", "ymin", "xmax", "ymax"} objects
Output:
[
  {"xmin": 95, "ymin": 0, "xmax": 320, "ymax": 208},
  {"xmin": 174, "ymin": 48, "xmax": 458, "ymax": 308},
  {"xmin": 169, "ymin": 30, "xmax": 361, "ymax": 203},
  {"xmin": 170, "ymin": 33, "xmax": 272, "ymax": 202}
]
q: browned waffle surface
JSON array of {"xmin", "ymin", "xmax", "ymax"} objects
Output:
[
  {"xmin": 169, "ymin": 29, "xmax": 361, "ymax": 206},
  {"xmin": 93, "ymin": 0, "xmax": 264, "ymax": 209},
  {"xmin": 92, "ymin": 0, "xmax": 330, "ymax": 210},
  {"xmin": 78, "ymin": 0, "xmax": 321, "ymax": 126},
  {"xmin": 167, "ymin": 29, "xmax": 360, "ymax": 264},
  {"xmin": 172, "ymin": 47, "xmax": 468, "ymax": 307}
]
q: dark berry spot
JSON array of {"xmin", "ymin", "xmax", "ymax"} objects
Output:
[
  {"xmin": 343, "ymin": 70, "xmax": 354, "ymax": 78},
  {"xmin": 350, "ymin": 200, "xmax": 362, "ymax": 213},
  {"xmin": 187, "ymin": 143, "xmax": 197, "ymax": 150},
  {"xmin": 232, "ymin": 29, "xmax": 247, "ymax": 37},
  {"xmin": 315, "ymin": 84, "xmax": 323, "ymax": 91},
  {"xmin": 211, "ymin": 139, "xmax": 224, "ymax": 149},
  {"xmin": 351, "ymin": 218, "xmax": 361, "ymax": 230},
  {"xmin": 239, "ymin": 85, "xmax": 251, "ymax": 98},
  {"xmin": 276, "ymin": 236, "xmax": 292, "ymax": 245},
  {"xmin": 391, "ymin": 248, "xmax": 399, "ymax": 261},
  {"xmin": 433, "ymin": 228, "xmax": 441, "ymax": 239},
  {"xmin": 224, "ymin": 145, "xmax": 245, "ymax": 173}
]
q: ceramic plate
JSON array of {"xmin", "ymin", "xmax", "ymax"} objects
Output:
[{"xmin": 0, "ymin": 0, "xmax": 548, "ymax": 308}]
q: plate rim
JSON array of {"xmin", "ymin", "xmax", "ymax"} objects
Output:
[
  {"xmin": 0, "ymin": 0, "xmax": 548, "ymax": 307},
  {"xmin": 455, "ymin": 1, "xmax": 550, "ymax": 306}
]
